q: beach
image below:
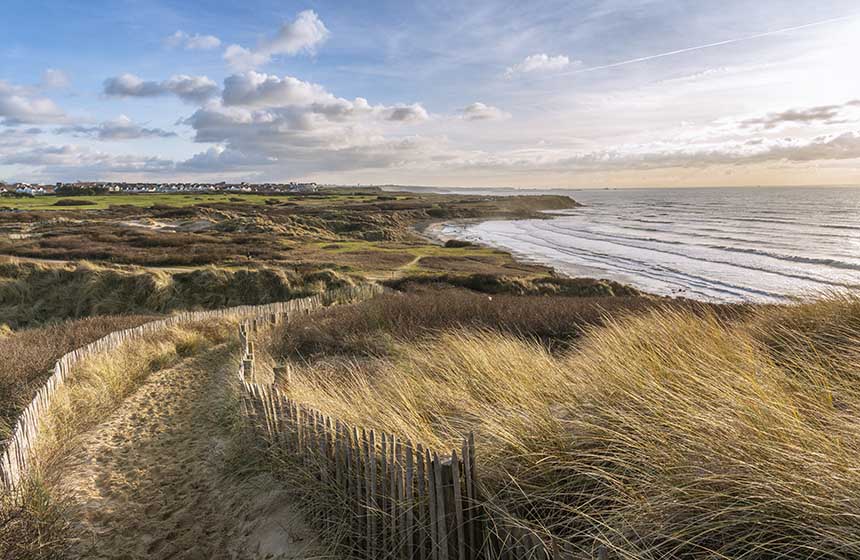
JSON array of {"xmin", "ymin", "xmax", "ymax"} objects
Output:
[{"xmin": 426, "ymin": 186, "xmax": 860, "ymax": 303}]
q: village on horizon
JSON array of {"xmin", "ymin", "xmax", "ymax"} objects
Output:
[{"xmin": 0, "ymin": 180, "xmax": 322, "ymax": 197}]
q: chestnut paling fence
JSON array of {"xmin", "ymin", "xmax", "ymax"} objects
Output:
[
  {"xmin": 0, "ymin": 284, "xmax": 380, "ymax": 492},
  {"xmin": 237, "ymin": 299, "xmax": 585, "ymax": 560}
]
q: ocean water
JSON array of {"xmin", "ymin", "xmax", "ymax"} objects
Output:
[{"xmin": 437, "ymin": 186, "xmax": 860, "ymax": 303}]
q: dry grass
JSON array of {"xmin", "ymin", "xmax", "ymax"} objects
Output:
[
  {"xmin": 0, "ymin": 479, "xmax": 71, "ymax": 560},
  {"xmin": 0, "ymin": 258, "xmax": 353, "ymax": 328},
  {"xmin": 260, "ymin": 292, "xmax": 860, "ymax": 559},
  {"xmin": 34, "ymin": 321, "xmax": 232, "ymax": 470},
  {"xmin": 0, "ymin": 315, "xmax": 158, "ymax": 437},
  {"xmin": 266, "ymin": 288, "xmax": 729, "ymax": 358},
  {"xmin": 0, "ymin": 319, "xmax": 234, "ymax": 559}
]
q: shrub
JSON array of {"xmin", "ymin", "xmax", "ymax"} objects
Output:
[{"xmin": 52, "ymin": 199, "xmax": 95, "ymax": 207}]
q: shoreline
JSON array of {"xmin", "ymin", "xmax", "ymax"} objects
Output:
[{"xmin": 417, "ymin": 216, "xmax": 652, "ymax": 296}]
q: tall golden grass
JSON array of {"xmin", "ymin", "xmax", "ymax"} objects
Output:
[
  {"xmin": 262, "ymin": 293, "xmax": 860, "ymax": 558},
  {"xmin": 0, "ymin": 258, "xmax": 353, "ymax": 329},
  {"xmin": 0, "ymin": 314, "xmax": 158, "ymax": 436},
  {"xmin": 0, "ymin": 320, "xmax": 234, "ymax": 560}
]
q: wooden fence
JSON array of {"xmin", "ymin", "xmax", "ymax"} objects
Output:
[
  {"xmin": 237, "ymin": 297, "xmax": 579, "ymax": 560},
  {"xmin": 3, "ymin": 282, "xmax": 587, "ymax": 558},
  {"xmin": 0, "ymin": 284, "xmax": 381, "ymax": 492}
]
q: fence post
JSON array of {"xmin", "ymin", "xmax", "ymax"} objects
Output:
[
  {"xmin": 243, "ymin": 357, "xmax": 255, "ymax": 382},
  {"xmin": 273, "ymin": 364, "xmax": 290, "ymax": 388}
]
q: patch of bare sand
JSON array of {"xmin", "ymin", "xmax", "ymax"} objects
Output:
[{"xmin": 53, "ymin": 343, "xmax": 323, "ymax": 560}]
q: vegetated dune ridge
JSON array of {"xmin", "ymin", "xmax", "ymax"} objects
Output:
[
  {"xmin": 0, "ymin": 314, "xmax": 159, "ymax": 436},
  {"xmin": 0, "ymin": 258, "xmax": 353, "ymax": 329}
]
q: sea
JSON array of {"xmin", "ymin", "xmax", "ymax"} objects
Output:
[{"xmin": 426, "ymin": 186, "xmax": 860, "ymax": 303}]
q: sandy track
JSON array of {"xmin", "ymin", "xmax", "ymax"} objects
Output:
[{"xmin": 53, "ymin": 343, "xmax": 322, "ymax": 560}]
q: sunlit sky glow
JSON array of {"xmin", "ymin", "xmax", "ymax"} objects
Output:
[{"xmin": 1, "ymin": 0, "xmax": 859, "ymax": 187}]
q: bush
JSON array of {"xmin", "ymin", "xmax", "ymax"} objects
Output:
[
  {"xmin": 52, "ymin": 199, "xmax": 95, "ymax": 207},
  {"xmin": 384, "ymin": 272, "xmax": 642, "ymax": 297}
]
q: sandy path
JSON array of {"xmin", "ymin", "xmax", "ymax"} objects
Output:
[{"xmin": 53, "ymin": 343, "xmax": 322, "ymax": 560}]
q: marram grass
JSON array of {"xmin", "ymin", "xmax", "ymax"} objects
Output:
[{"xmin": 264, "ymin": 294, "xmax": 860, "ymax": 559}]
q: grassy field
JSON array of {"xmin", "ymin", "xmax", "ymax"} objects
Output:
[
  {"xmin": 256, "ymin": 289, "xmax": 860, "ymax": 559},
  {"xmin": 0, "ymin": 189, "xmax": 578, "ymax": 278},
  {"xmin": 14, "ymin": 188, "xmax": 847, "ymax": 558},
  {"xmin": 0, "ymin": 192, "xmax": 385, "ymax": 211}
]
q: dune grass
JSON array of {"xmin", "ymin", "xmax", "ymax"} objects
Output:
[
  {"xmin": 259, "ymin": 291, "xmax": 860, "ymax": 558},
  {"xmin": 0, "ymin": 314, "xmax": 159, "ymax": 438},
  {"xmin": 0, "ymin": 258, "xmax": 353, "ymax": 329},
  {"xmin": 0, "ymin": 319, "xmax": 234, "ymax": 559}
]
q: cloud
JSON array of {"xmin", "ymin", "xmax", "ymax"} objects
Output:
[
  {"xmin": 0, "ymin": 143, "xmax": 175, "ymax": 175},
  {"xmin": 222, "ymin": 72, "xmax": 330, "ymax": 107},
  {"xmin": 0, "ymin": 80, "xmax": 67, "ymax": 125},
  {"xmin": 42, "ymin": 69, "xmax": 70, "ymax": 89},
  {"xmin": 103, "ymin": 73, "xmax": 219, "ymax": 103},
  {"xmin": 164, "ymin": 31, "xmax": 221, "ymax": 50},
  {"xmin": 461, "ymin": 102, "xmax": 510, "ymax": 121},
  {"xmin": 458, "ymin": 130, "xmax": 860, "ymax": 174},
  {"xmin": 178, "ymin": 70, "xmax": 437, "ymax": 176},
  {"xmin": 386, "ymin": 104, "xmax": 429, "ymax": 122},
  {"xmin": 178, "ymin": 145, "xmax": 274, "ymax": 172},
  {"xmin": 219, "ymin": 71, "xmax": 429, "ymax": 123},
  {"xmin": 741, "ymin": 100, "xmax": 860, "ymax": 129},
  {"xmin": 56, "ymin": 115, "xmax": 176, "ymax": 140},
  {"xmin": 505, "ymin": 54, "xmax": 575, "ymax": 77},
  {"xmin": 224, "ymin": 10, "xmax": 330, "ymax": 70}
]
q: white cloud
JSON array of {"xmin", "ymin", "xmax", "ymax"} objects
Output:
[
  {"xmin": 461, "ymin": 102, "xmax": 510, "ymax": 121},
  {"xmin": 224, "ymin": 10, "xmax": 330, "ymax": 71},
  {"xmin": 42, "ymin": 69, "xmax": 70, "ymax": 89},
  {"xmin": 0, "ymin": 143, "xmax": 175, "ymax": 176},
  {"xmin": 0, "ymin": 80, "xmax": 67, "ymax": 125},
  {"xmin": 222, "ymin": 72, "xmax": 331, "ymax": 107},
  {"xmin": 103, "ymin": 73, "xmax": 219, "ymax": 103},
  {"xmin": 505, "ymin": 54, "xmax": 576, "ymax": 77},
  {"xmin": 219, "ymin": 71, "xmax": 429, "ymax": 124},
  {"xmin": 177, "ymin": 70, "xmax": 436, "ymax": 176},
  {"xmin": 165, "ymin": 31, "xmax": 222, "ymax": 50},
  {"xmin": 56, "ymin": 115, "xmax": 176, "ymax": 140},
  {"xmin": 163, "ymin": 75, "xmax": 220, "ymax": 103},
  {"xmin": 455, "ymin": 130, "xmax": 860, "ymax": 174}
]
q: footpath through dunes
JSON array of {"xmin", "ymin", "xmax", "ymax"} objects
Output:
[{"xmin": 50, "ymin": 339, "xmax": 322, "ymax": 560}]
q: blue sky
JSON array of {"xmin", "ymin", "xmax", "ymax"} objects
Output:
[{"xmin": 1, "ymin": 0, "xmax": 859, "ymax": 186}]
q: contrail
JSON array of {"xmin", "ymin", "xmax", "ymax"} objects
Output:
[{"xmin": 560, "ymin": 13, "xmax": 859, "ymax": 76}]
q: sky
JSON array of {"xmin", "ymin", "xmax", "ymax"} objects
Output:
[{"xmin": 1, "ymin": 0, "xmax": 860, "ymax": 188}]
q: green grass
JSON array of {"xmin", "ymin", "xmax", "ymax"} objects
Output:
[{"xmin": 0, "ymin": 193, "xmax": 378, "ymax": 211}]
